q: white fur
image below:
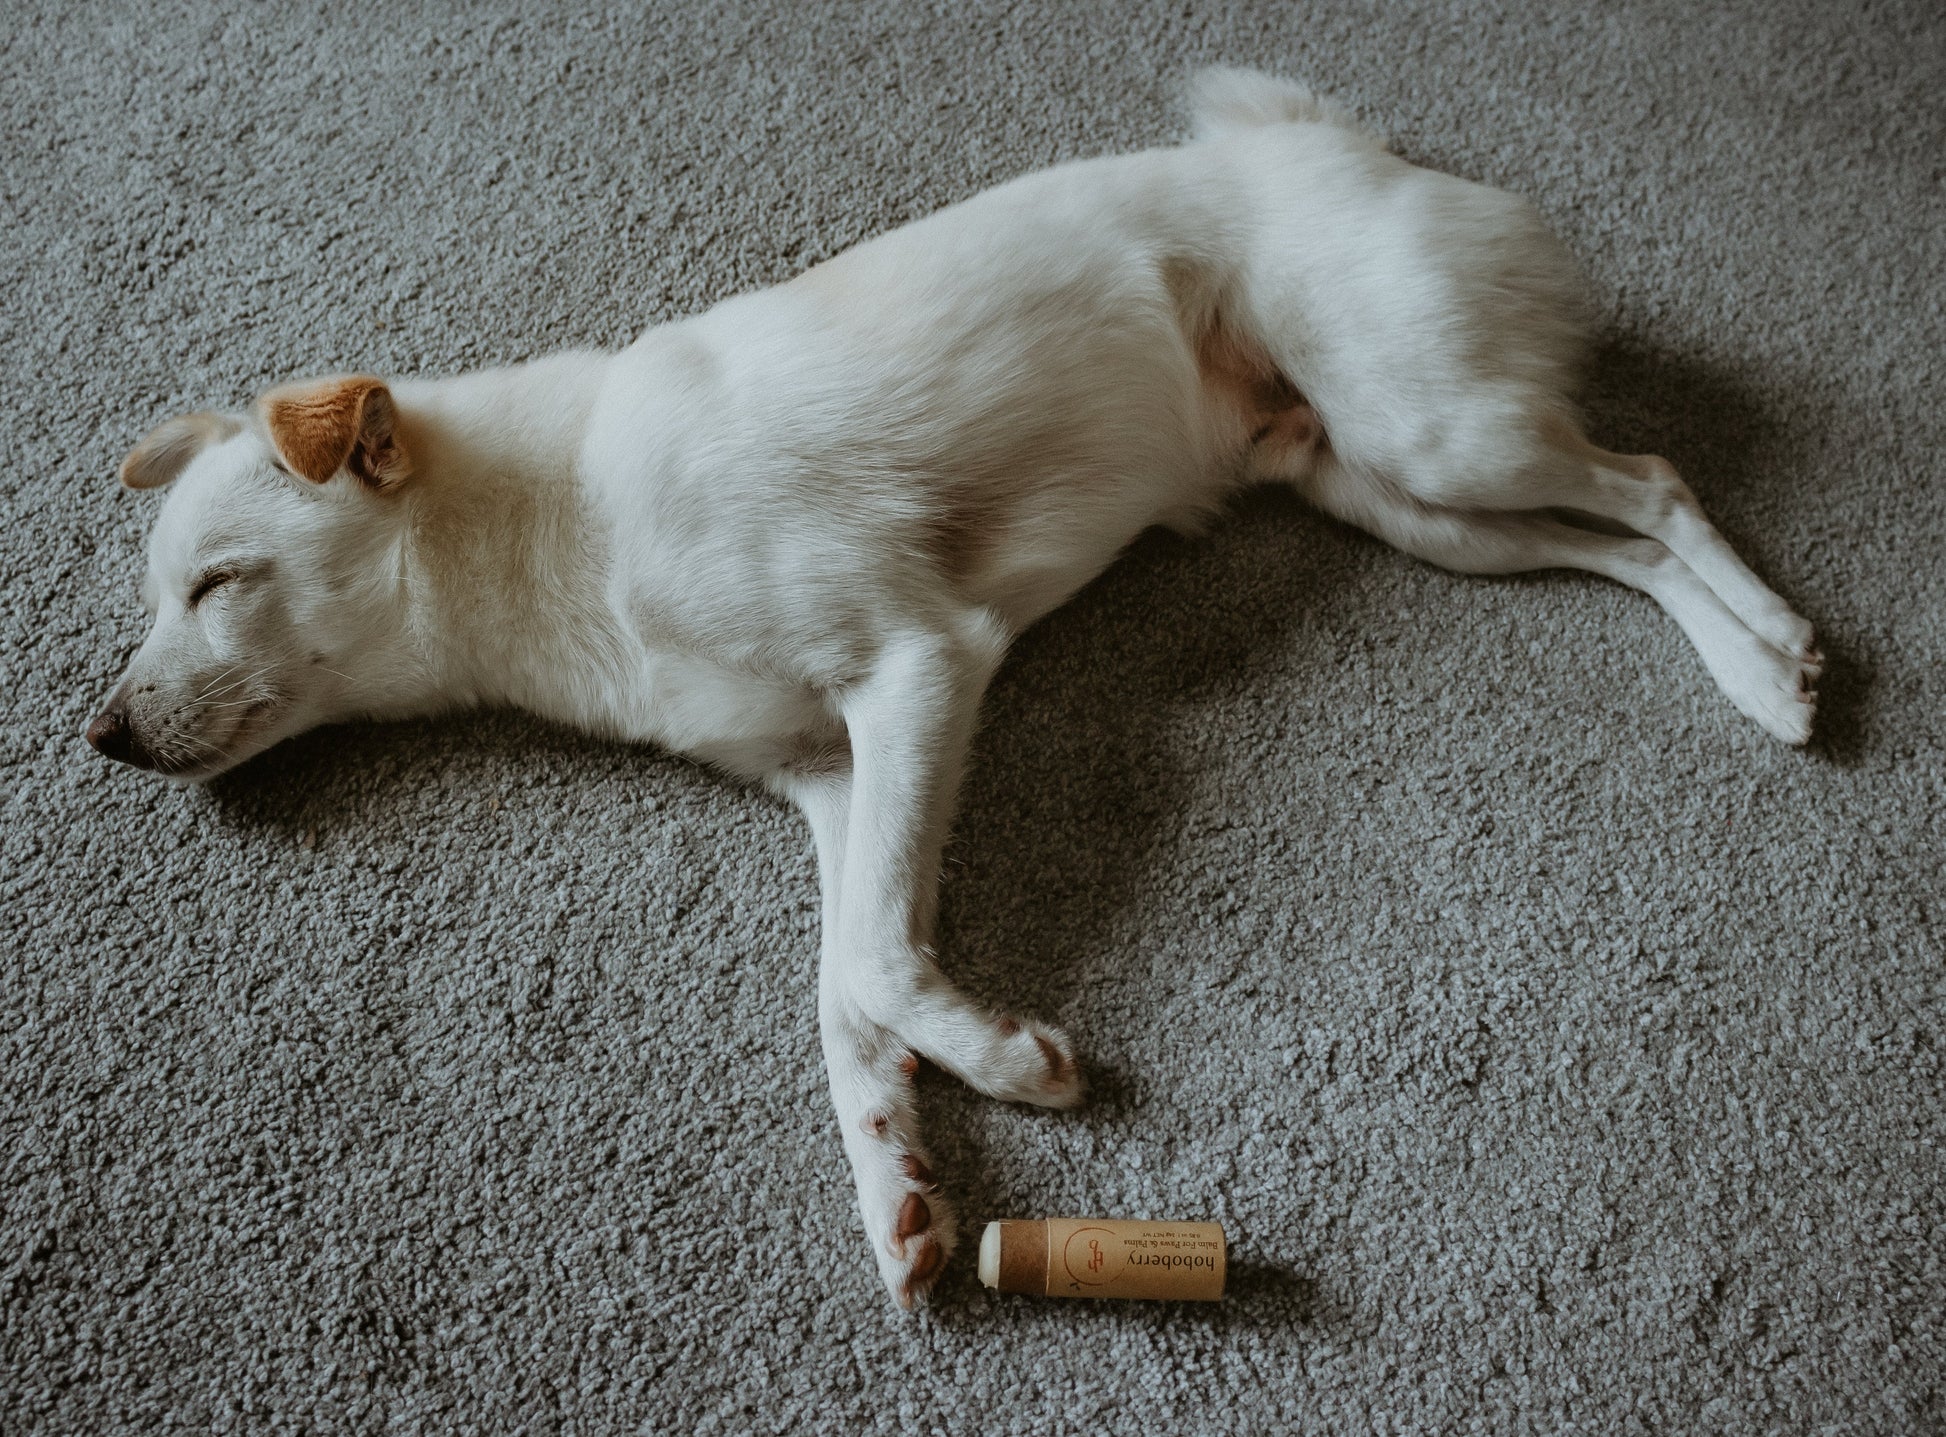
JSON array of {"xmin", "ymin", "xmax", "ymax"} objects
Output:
[{"xmin": 92, "ymin": 69, "xmax": 1817, "ymax": 1307}]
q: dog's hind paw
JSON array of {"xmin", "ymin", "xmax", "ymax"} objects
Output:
[{"xmin": 1735, "ymin": 646, "xmax": 1818, "ymax": 746}]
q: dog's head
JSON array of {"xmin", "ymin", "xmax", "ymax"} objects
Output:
[{"xmin": 88, "ymin": 375, "xmax": 416, "ymax": 780}]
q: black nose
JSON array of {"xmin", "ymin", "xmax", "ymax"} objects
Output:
[{"xmin": 86, "ymin": 708, "xmax": 144, "ymax": 766}]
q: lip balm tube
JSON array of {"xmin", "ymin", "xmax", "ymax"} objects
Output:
[{"xmin": 977, "ymin": 1219, "xmax": 1226, "ymax": 1301}]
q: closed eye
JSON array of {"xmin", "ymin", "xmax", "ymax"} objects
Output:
[{"xmin": 187, "ymin": 569, "xmax": 239, "ymax": 607}]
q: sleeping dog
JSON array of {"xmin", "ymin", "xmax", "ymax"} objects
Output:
[{"xmin": 88, "ymin": 69, "xmax": 1818, "ymax": 1307}]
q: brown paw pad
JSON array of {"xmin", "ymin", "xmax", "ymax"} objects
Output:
[
  {"xmin": 899, "ymin": 1237, "xmax": 946, "ymax": 1305},
  {"xmin": 862, "ymin": 1111, "xmax": 890, "ymax": 1138},
  {"xmin": 1035, "ymin": 1033, "xmax": 1073, "ymax": 1081},
  {"xmin": 896, "ymin": 1050, "xmax": 919, "ymax": 1079},
  {"xmin": 895, "ymin": 1192, "xmax": 931, "ymax": 1243},
  {"xmin": 996, "ymin": 1015, "xmax": 1021, "ymax": 1037},
  {"xmin": 900, "ymin": 1154, "xmax": 938, "ymax": 1190}
]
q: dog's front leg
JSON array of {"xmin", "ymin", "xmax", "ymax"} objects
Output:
[
  {"xmin": 785, "ymin": 765, "xmax": 953, "ymax": 1308},
  {"xmin": 834, "ymin": 620, "xmax": 1085, "ymax": 1111},
  {"xmin": 790, "ymin": 614, "xmax": 1083, "ymax": 1306}
]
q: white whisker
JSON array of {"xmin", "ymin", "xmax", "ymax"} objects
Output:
[{"xmin": 190, "ymin": 663, "xmax": 245, "ymax": 704}]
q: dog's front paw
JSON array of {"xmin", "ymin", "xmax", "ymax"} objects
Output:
[
  {"xmin": 871, "ymin": 996, "xmax": 1088, "ymax": 1110},
  {"xmin": 866, "ymin": 1149, "xmax": 957, "ymax": 1308},
  {"xmin": 977, "ymin": 1019, "xmax": 1087, "ymax": 1109}
]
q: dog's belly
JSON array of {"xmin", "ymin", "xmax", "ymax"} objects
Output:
[{"xmin": 947, "ymin": 469, "xmax": 1202, "ymax": 632}]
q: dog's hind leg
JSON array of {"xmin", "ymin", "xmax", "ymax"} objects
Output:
[
  {"xmin": 1536, "ymin": 429, "xmax": 1814, "ymax": 664},
  {"xmin": 1299, "ymin": 459, "xmax": 1819, "ymax": 743},
  {"xmin": 1390, "ymin": 418, "xmax": 1816, "ymax": 664}
]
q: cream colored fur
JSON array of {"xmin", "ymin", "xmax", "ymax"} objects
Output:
[{"xmin": 89, "ymin": 69, "xmax": 1817, "ymax": 1307}]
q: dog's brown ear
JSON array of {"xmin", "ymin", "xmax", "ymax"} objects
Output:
[
  {"xmin": 120, "ymin": 411, "xmax": 242, "ymax": 490},
  {"xmin": 259, "ymin": 375, "xmax": 411, "ymax": 490}
]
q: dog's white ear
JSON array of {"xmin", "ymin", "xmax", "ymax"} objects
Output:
[
  {"xmin": 119, "ymin": 411, "xmax": 243, "ymax": 490},
  {"xmin": 259, "ymin": 375, "xmax": 411, "ymax": 490}
]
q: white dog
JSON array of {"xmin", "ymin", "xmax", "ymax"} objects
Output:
[{"xmin": 90, "ymin": 69, "xmax": 1817, "ymax": 1306}]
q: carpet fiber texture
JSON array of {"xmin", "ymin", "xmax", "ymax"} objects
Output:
[{"xmin": 5, "ymin": 1, "xmax": 1943, "ymax": 1431}]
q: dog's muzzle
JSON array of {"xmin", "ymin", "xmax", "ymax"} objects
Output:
[{"xmin": 85, "ymin": 703, "xmax": 155, "ymax": 769}]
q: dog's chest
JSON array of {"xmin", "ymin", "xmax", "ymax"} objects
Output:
[{"xmin": 629, "ymin": 646, "xmax": 840, "ymax": 780}]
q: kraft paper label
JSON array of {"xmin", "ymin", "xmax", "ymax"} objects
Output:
[{"xmin": 1042, "ymin": 1219, "xmax": 1226, "ymax": 1300}]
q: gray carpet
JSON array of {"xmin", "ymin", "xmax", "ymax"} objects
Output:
[{"xmin": 5, "ymin": 1, "xmax": 1942, "ymax": 1431}]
